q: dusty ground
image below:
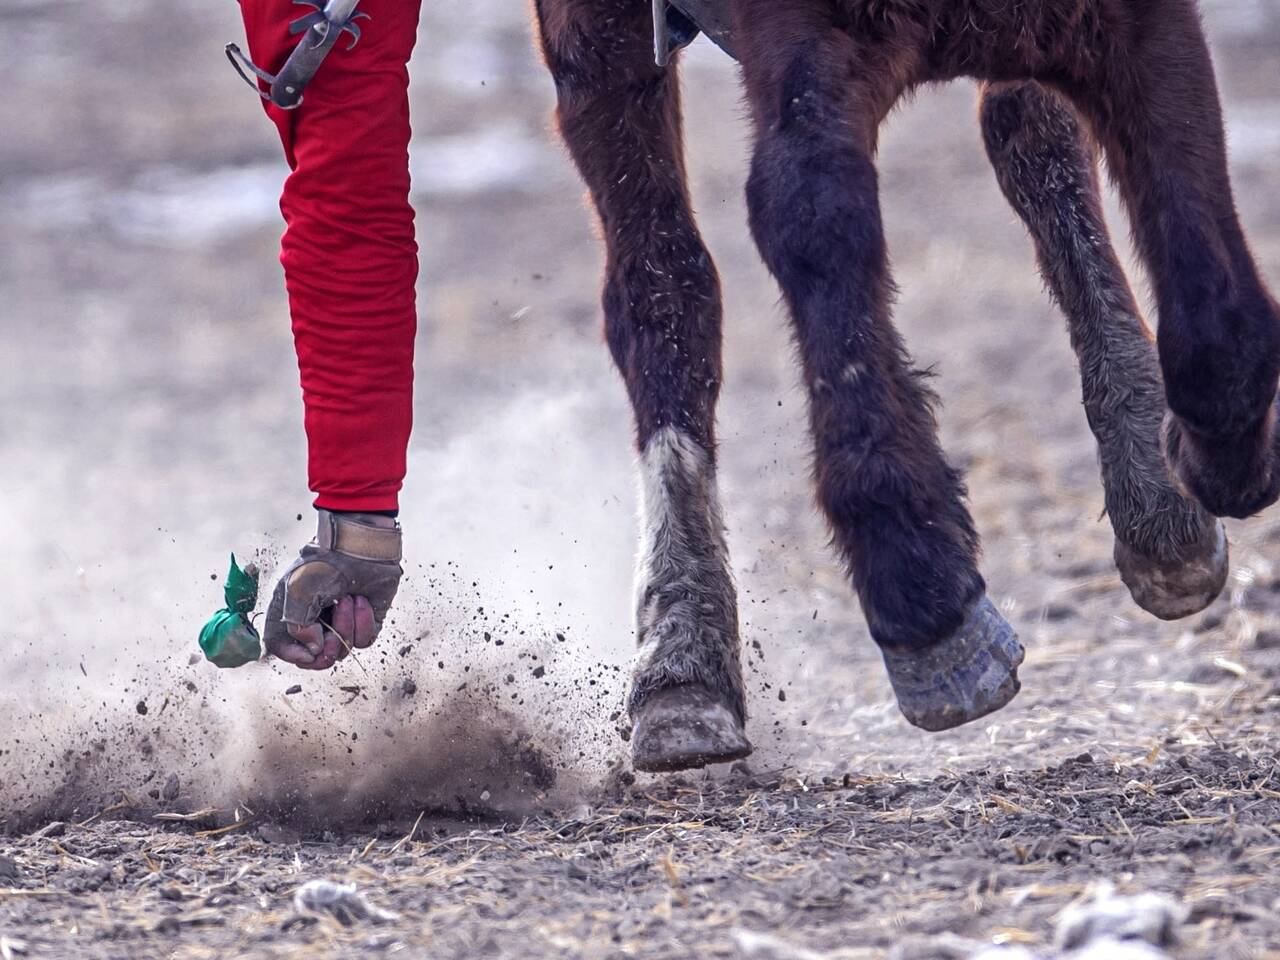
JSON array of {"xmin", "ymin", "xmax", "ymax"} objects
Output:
[{"xmin": 3, "ymin": 0, "xmax": 1280, "ymax": 957}]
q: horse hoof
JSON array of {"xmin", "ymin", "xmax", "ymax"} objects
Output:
[
  {"xmin": 631, "ymin": 685, "xmax": 753, "ymax": 773},
  {"xmin": 881, "ymin": 596, "xmax": 1025, "ymax": 732},
  {"xmin": 1114, "ymin": 520, "xmax": 1229, "ymax": 621}
]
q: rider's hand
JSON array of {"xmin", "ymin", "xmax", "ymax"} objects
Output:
[{"xmin": 263, "ymin": 511, "xmax": 403, "ymax": 670}]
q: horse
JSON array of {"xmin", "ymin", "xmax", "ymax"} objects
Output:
[{"xmin": 530, "ymin": 0, "xmax": 1279, "ymax": 772}]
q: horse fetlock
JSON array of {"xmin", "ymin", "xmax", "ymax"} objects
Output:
[
  {"xmin": 1162, "ymin": 407, "xmax": 1280, "ymax": 519},
  {"xmin": 629, "ymin": 600, "xmax": 750, "ymax": 770},
  {"xmin": 880, "ymin": 595, "xmax": 1024, "ymax": 732},
  {"xmin": 1101, "ymin": 447, "xmax": 1229, "ymax": 618},
  {"xmin": 1163, "ymin": 361, "xmax": 1276, "ymax": 444},
  {"xmin": 1161, "ymin": 286, "xmax": 1280, "ymax": 434}
]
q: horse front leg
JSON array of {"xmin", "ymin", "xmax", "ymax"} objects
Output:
[
  {"xmin": 980, "ymin": 81, "xmax": 1228, "ymax": 620},
  {"xmin": 1073, "ymin": 0, "xmax": 1280, "ymax": 520},
  {"xmin": 736, "ymin": 14, "xmax": 1024, "ymax": 732},
  {"xmin": 534, "ymin": 0, "xmax": 750, "ymax": 771}
]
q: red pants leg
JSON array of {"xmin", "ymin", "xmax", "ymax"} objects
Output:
[{"xmin": 240, "ymin": 0, "xmax": 422, "ymax": 513}]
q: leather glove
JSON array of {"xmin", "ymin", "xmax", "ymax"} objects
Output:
[{"xmin": 263, "ymin": 510, "xmax": 403, "ymax": 670}]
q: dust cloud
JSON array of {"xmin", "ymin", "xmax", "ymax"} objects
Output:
[
  {"xmin": 0, "ymin": 0, "xmax": 673, "ymax": 830},
  {"xmin": 0, "ymin": 367, "xmax": 657, "ymax": 830}
]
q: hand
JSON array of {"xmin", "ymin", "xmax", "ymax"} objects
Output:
[{"xmin": 263, "ymin": 511, "xmax": 403, "ymax": 670}]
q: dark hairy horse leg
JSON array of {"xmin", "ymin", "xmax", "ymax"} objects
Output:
[
  {"xmin": 980, "ymin": 81, "xmax": 1228, "ymax": 620},
  {"xmin": 533, "ymin": 0, "xmax": 751, "ymax": 771},
  {"xmin": 1071, "ymin": 0, "xmax": 1280, "ymax": 520},
  {"xmin": 734, "ymin": 6, "xmax": 1023, "ymax": 732}
]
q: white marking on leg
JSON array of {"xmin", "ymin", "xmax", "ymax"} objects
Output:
[{"xmin": 633, "ymin": 426, "xmax": 727, "ymax": 665}]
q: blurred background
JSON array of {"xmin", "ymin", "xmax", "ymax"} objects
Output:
[{"xmin": 2, "ymin": 0, "xmax": 1279, "ymax": 813}]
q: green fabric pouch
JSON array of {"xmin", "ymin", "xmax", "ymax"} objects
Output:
[{"xmin": 198, "ymin": 555, "xmax": 262, "ymax": 668}]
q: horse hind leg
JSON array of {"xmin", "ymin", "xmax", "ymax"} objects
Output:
[
  {"xmin": 1079, "ymin": 2, "xmax": 1280, "ymax": 521},
  {"xmin": 533, "ymin": 0, "xmax": 750, "ymax": 771},
  {"xmin": 980, "ymin": 80, "xmax": 1227, "ymax": 619}
]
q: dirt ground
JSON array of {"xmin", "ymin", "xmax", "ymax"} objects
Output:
[{"xmin": 3, "ymin": 1, "xmax": 1280, "ymax": 957}]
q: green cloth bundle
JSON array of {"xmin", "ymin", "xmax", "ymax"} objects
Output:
[{"xmin": 199, "ymin": 555, "xmax": 262, "ymax": 668}]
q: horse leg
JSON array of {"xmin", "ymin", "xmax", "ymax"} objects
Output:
[
  {"xmin": 1070, "ymin": 0, "xmax": 1280, "ymax": 520},
  {"xmin": 533, "ymin": 0, "xmax": 751, "ymax": 771},
  {"xmin": 735, "ymin": 13, "xmax": 1023, "ymax": 731},
  {"xmin": 980, "ymin": 81, "xmax": 1228, "ymax": 620}
]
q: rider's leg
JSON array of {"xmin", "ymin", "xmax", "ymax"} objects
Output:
[{"xmin": 240, "ymin": 0, "xmax": 423, "ymax": 513}]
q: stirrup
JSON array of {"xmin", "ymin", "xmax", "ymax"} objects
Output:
[
  {"xmin": 225, "ymin": 0, "xmax": 370, "ymax": 110},
  {"xmin": 652, "ymin": 0, "xmax": 701, "ymax": 67}
]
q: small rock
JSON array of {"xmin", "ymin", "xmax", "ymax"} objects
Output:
[
  {"xmin": 161, "ymin": 773, "xmax": 180, "ymax": 802},
  {"xmin": 401, "ymin": 679, "xmax": 417, "ymax": 697},
  {"xmin": 1056, "ymin": 883, "xmax": 1186, "ymax": 950},
  {"xmin": 285, "ymin": 684, "xmax": 303, "ymax": 696},
  {"xmin": 136, "ymin": 700, "xmax": 149, "ymax": 716},
  {"xmin": 532, "ymin": 665, "xmax": 546, "ymax": 679},
  {"xmin": 0, "ymin": 856, "xmax": 20, "ymax": 880},
  {"xmin": 293, "ymin": 880, "xmax": 399, "ymax": 926}
]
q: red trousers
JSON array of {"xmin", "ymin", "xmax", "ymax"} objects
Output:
[{"xmin": 240, "ymin": 0, "xmax": 422, "ymax": 513}]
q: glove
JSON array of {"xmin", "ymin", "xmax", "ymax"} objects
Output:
[{"xmin": 263, "ymin": 510, "xmax": 403, "ymax": 670}]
